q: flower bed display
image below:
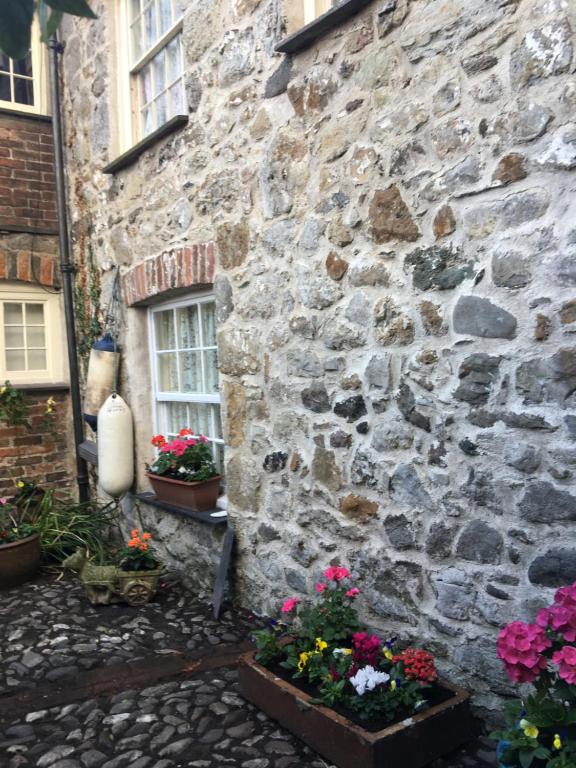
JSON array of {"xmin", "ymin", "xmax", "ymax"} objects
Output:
[
  {"xmin": 239, "ymin": 566, "xmax": 473, "ymax": 768},
  {"xmin": 146, "ymin": 429, "xmax": 221, "ymax": 511},
  {"xmin": 492, "ymin": 582, "xmax": 576, "ymax": 768}
]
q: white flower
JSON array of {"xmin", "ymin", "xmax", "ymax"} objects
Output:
[
  {"xmin": 333, "ymin": 648, "xmax": 352, "ymax": 657},
  {"xmin": 178, "ymin": 467, "xmax": 186, "ymax": 474},
  {"xmin": 349, "ymin": 665, "xmax": 390, "ymax": 696}
]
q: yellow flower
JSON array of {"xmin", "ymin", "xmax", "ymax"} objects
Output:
[
  {"xmin": 383, "ymin": 648, "xmax": 393, "ymax": 660},
  {"xmin": 390, "ymin": 680, "xmax": 397, "ymax": 690},
  {"xmin": 298, "ymin": 652, "xmax": 310, "ymax": 672},
  {"xmin": 17, "ymin": 481, "xmax": 24, "ymax": 488},
  {"xmin": 0, "ymin": 386, "xmax": 5, "ymax": 395},
  {"xmin": 520, "ymin": 720, "xmax": 539, "ymax": 740},
  {"xmin": 553, "ymin": 734, "xmax": 562, "ymax": 750},
  {"xmin": 45, "ymin": 397, "xmax": 55, "ymax": 414},
  {"xmin": 315, "ymin": 638, "xmax": 328, "ymax": 653}
]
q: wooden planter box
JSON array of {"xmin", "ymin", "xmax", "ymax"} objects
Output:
[
  {"xmin": 238, "ymin": 651, "xmax": 473, "ymax": 768},
  {"xmin": 146, "ymin": 472, "xmax": 221, "ymax": 512}
]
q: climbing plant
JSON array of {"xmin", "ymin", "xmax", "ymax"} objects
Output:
[
  {"xmin": 74, "ymin": 234, "xmax": 102, "ymax": 373},
  {"xmin": 0, "ymin": 381, "xmax": 30, "ymax": 428}
]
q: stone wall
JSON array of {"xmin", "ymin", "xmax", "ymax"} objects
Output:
[{"xmin": 60, "ymin": 0, "xmax": 576, "ymax": 715}]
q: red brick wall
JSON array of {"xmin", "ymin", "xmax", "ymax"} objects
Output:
[
  {"xmin": 0, "ymin": 389, "xmax": 74, "ymax": 497},
  {"xmin": 0, "ymin": 113, "xmax": 57, "ymax": 233}
]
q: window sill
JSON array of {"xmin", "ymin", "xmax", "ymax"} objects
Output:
[
  {"xmin": 0, "ymin": 107, "xmax": 51, "ymax": 123},
  {"xmin": 275, "ymin": 0, "xmax": 373, "ymax": 54},
  {"xmin": 10, "ymin": 382, "xmax": 69, "ymax": 393},
  {"xmin": 102, "ymin": 115, "xmax": 189, "ymax": 174},
  {"xmin": 135, "ymin": 491, "xmax": 228, "ymax": 526}
]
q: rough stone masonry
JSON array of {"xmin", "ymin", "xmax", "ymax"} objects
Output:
[{"xmin": 60, "ymin": 0, "xmax": 576, "ymax": 716}]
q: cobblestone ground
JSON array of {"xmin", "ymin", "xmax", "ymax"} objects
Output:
[{"xmin": 0, "ymin": 574, "xmax": 497, "ymax": 768}]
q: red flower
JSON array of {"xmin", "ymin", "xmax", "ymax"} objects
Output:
[
  {"xmin": 151, "ymin": 434, "xmax": 166, "ymax": 448},
  {"xmin": 394, "ymin": 648, "xmax": 438, "ymax": 683}
]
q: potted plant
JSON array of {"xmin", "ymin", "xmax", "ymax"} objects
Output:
[
  {"xmin": 239, "ymin": 566, "xmax": 473, "ymax": 768},
  {"xmin": 0, "ymin": 488, "xmax": 42, "ymax": 589},
  {"xmin": 492, "ymin": 582, "xmax": 576, "ymax": 768},
  {"xmin": 146, "ymin": 428, "xmax": 221, "ymax": 511},
  {"xmin": 65, "ymin": 529, "xmax": 163, "ymax": 606}
]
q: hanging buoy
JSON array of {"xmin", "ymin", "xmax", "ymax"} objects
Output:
[
  {"xmin": 83, "ymin": 333, "xmax": 121, "ymax": 432},
  {"xmin": 97, "ymin": 394, "xmax": 134, "ymax": 498}
]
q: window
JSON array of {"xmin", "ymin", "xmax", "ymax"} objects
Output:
[
  {"xmin": 0, "ymin": 27, "xmax": 49, "ymax": 115},
  {"xmin": 0, "ymin": 283, "xmax": 64, "ymax": 384},
  {"xmin": 119, "ymin": 0, "xmax": 185, "ymax": 146},
  {"xmin": 149, "ymin": 294, "xmax": 223, "ymax": 472},
  {"xmin": 285, "ymin": 0, "xmax": 337, "ymax": 33}
]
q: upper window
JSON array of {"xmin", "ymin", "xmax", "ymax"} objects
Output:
[
  {"xmin": 0, "ymin": 283, "xmax": 64, "ymax": 384},
  {"xmin": 149, "ymin": 294, "xmax": 223, "ymax": 473},
  {"xmin": 0, "ymin": 30, "xmax": 48, "ymax": 115},
  {"xmin": 122, "ymin": 0, "xmax": 185, "ymax": 143}
]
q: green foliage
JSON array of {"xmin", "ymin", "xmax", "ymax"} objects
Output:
[
  {"xmin": 148, "ymin": 435, "xmax": 218, "ymax": 483},
  {"xmin": 254, "ymin": 623, "xmax": 284, "ymax": 666},
  {"xmin": 0, "ymin": 0, "xmax": 97, "ymax": 59},
  {"xmin": 0, "ymin": 381, "xmax": 30, "ymax": 428},
  {"xmin": 74, "ymin": 238, "xmax": 102, "ymax": 371},
  {"xmin": 296, "ymin": 586, "xmax": 360, "ymax": 646}
]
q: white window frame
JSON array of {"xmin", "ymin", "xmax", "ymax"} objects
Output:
[
  {"xmin": 148, "ymin": 291, "xmax": 223, "ymax": 470},
  {"xmin": 0, "ymin": 22, "xmax": 49, "ymax": 115},
  {"xmin": 303, "ymin": 0, "xmax": 334, "ymax": 24},
  {"xmin": 117, "ymin": 0, "xmax": 185, "ymax": 153},
  {"xmin": 0, "ymin": 282, "xmax": 64, "ymax": 385}
]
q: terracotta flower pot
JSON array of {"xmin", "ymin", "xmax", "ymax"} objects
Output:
[
  {"xmin": 0, "ymin": 533, "xmax": 41, "ymax": 589},
  {"xmin": 146, "ymin": 473, "xmax": 221, "ymax": 512}
]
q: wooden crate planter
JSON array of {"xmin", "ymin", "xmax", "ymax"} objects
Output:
[{"xmin": 238, "ymin": 651, "xmax": 474, "ymax": 768}]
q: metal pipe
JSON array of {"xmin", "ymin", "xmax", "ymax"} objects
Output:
[{"xmin": 48, "ymin": 36, "xmax": 90, "ymax": 504}]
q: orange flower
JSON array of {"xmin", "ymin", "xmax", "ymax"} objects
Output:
[
  {"xmin": 139, "ymin": 543, "xmax": 149, "ymax": 552},
  {"xmin": 128, "ymin": 538, "xmax": 139, "ymax": 548},
  {"xmin": 131, "ymin": 529, "xmax": 139, "ymax": 538},
  {"xmin": 179, "ymin": 427, "xmax": 193, "ymax": 437},
  {"xmin": 142, "ymin": 532, "xmax": 152, "ymax": 541}
]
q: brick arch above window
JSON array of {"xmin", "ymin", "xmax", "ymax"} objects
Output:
[
  {"xmin": 121, "ymin": 242, "xmax": 215, "ymax": 307},
  {"xmin": 0, "ymin": 248, "xmax": 60, "ymax": 289}
]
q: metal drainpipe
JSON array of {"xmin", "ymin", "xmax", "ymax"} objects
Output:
[{"xmin": 48, "ymin": 36, "xmax": 90, "ymax": 504}]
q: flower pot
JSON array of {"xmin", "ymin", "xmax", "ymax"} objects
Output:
[
  {"xmin": 239, "ymin": 651, "xmax": 473, "ymax": 768},
  {"xmin": 146, "ymin": 472, "xmax": 221, "ymax": 512},
  {"xmin": 0, "ymin": 533, "xmax": 41, "ymax": 589}
]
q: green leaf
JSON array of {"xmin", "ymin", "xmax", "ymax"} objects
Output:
[
  {"xmin": 0, "ymin": 0, "xmax": 34, "ymax": 59},
  {"xmin": 44, "ymin": 0, "xmax": 97, "ymax": 18},
  {"xmin": 38, "ymin": 0, "xmax": 64, "ymax": 42},
  {"xmin": 519, "ymin": 750, "xmax": 535, "ymax": 768}
]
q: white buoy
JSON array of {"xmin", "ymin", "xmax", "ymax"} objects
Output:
[
  {"xmin": 83, "ymin": 333, "xmax": 121, "ymax": 432},
  {"xmin": 97, "ymin": 394, "xmax": 134, "ymax": 498}
]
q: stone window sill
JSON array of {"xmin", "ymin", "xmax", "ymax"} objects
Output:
[
  {"xmin": 11, "ymin": 382, "xmax": 69, "ymax": 393},
  {"xmin": 102, "ymin": 115, "xmax": 188, "ymax": 175},
  {"xmin": 275, "ymin": 0, "xmax": 373, "ymax": 54},
  {"xmin": 135, "ymin": 492, "xmax": 228, "ymax": 526}
]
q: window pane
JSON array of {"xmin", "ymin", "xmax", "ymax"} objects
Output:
[
  {"xmin": 169, "ymin": 81, "xmax": 183, "ymax": 117},
  {"xmin": 13, "ymin": 54, "xmax": 32, "ymax": 78},
  {"xmin": 0, "ymin": 74, "xmax": 11, "ymax": 102},
  {"xmin": 130, "ymin": 0, "xmax": 141, "ymax": 22},
  {"xmin": 26, "ymin": 326, "xmax": 45, "ymax": 347},
  {"xmin": 166, "ymin": 401, "xmax": 187, "ymax": 435},
  {"xmin": 214, "ymin": 407, "xmax": 223, "ymax": 440},
  {"xmin": 157, "ymin": 352, "xmax": 179, "ymax": 391},
  {"xmin": 5, "ymin": 326, "xmax": 23, "ymax": 348},
  {"xmin": 6, "ymin": 350, "xmax": 25, "ymax": 371},
  {"xmin": 203, "ymin": 350, "xmax": 219, "ymax": 394},
  {"xmin": 159, "ymin": 0, "xmax": 173, "ymax": 35},
  {"xmin": 153, "ymin": 52, "xmax": 166, "ymax": 95},
  {"xmin": 166, "ymin": 37, "xmax": 181, "ymax": 82},
  {"xmin": 14, "ymin": 77, "xmax": 33, "ymax": 106},
  {"xmin": 142, "ymin": 105, "xmax": 153, "ymax": 136},
  {"xmin": 156, "ymin": 93, "xmax": 167, "ymax": 128},
  {"xmin": 5, "ymin": 303, "xmax": 23, "ymax": 324},
  {"xmin": 177, "ymin": 305, "xmax": 199, "ymax": 348},
  {"xmin": 214, "ymin": 442, "xmax": 224, "ymax": 474},
  {"xmin": 144, "ymin": 3, "xmax": 157, "ymax": 49},
  {"xmin": 25, "ymin": 303, "xmax": 44, "ymax": 324},
  {"xmin": 154, "ymin": 310, "xmax": 175, "ymax": 349},
  {"xmin": 201, "ymin": 302, "xmax": 216, "ymax": 346},
  {"xmin": 28, "ymin": 349, "xmax": 47, "ymax": 370},
  {"xmin": 179, "ymin": 351, "xmax": 202, "ymax": 393},
  {"xmin": 141, "ymin": 65, "xmax": 152, "ymax": 105},
  {"xmin": 0, "ymin": 55, "xmax": 9, "ymax": 72},
  {"xmin": 131, "ymin": 21, "xmax": 143, "ymax": 63},
  {"xmin": 188, "ymin": 402, "xmax": 211, "ymax": 436}
]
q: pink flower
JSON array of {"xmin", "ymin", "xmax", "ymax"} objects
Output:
[
  {"xmin": 281, "ymin": 597, "xmax": 300, "ymax": 614},
  {"xmin": 315, "ymin": 583, "xmax": 327, "ymax": 593},
  {"xmin": 497, "ymin": 621, "xmax": 551, "ymax": 683},
  {"xmin": 537, "ymin": 604, "xmax": 576, "ymax": 642},
  {"xmin": 170, "ymin": 440, "xmax": 188, "ymax": 458},
  {"xmin": 0, "ymin": 497, "xmax": 7, "ymax": 505},
  {"xmin": 160, "ymin": 442, "xmax": 173, "ymax": 453},
  {"xmin": 555, "ymin": 583, "xmax": 576, "ymax": 611},
  {"xmin": 199, "ymin": 435, "xmax": 209, "ymax": 444},
  {"xmin": 324, "ymin": 566, "xmax": 351, "ymax": 582},
  {"xmin": 346, "ymin": 588, "xmax": 360, "ymax": 598},
  {"xmin": 552, "ymin": 645, "xmax": 576, "ymax": 684}
]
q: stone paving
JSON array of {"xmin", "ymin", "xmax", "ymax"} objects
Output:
[{"xmin": 0, "ymin": 573, "xmax": 497, "ymax": 768}]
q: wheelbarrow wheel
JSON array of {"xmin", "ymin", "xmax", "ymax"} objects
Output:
[{"xmin": 124, "ymin": 580, "xmax": 153, "ymax": 606}]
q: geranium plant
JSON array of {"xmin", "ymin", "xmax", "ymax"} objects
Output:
[
  {"xmin": 492, "ymin": 582, "xmax": 576, "ymax": 768},
  {"xmin": 147, "ymin": 428, "xmax": 218, "ymax": 483},
  {"xmin": 253, "ymin": 565, "xmax": 439, "ymax": 728},
  {"xmin": 118, "ymin": 529, "xmax": 159, "ymax": 572}
]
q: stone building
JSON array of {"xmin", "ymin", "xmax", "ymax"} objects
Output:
[
  {"xmin": 0, "ymin": 44, "xmax": 75, "ymax": 497},
  {"xmin": 58, "ymin": 0, "xmax": 575, "ymax": 715}
]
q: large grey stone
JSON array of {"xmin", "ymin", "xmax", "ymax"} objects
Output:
[
  {"xmin": 510, "ymin": 19, "xmax": 573, "ymax": 89},
  {"xmin": 384, "ymin": 514, "xmax": 416, "ymax": 550},
  {"xmin": 454, "ymin": 353, "xmax": 501, "ymax": 404},
  {"xmin": 519, "ymin": 481, "xmax": 576, "ymax": 522},
  {"xmin": 529, "ymin": 549, "xmax": 576, "ymax": 587},
  {"xmin": 433, "ymin": 570, "xmax": 476, "ymax": 621},
  {"xmin": 516, "ymin": 348, "xmax": 576, "ymax": 405},
  {"xmin": 453, "ymin": 296, "xmax": 517, "ymax": 339},
  {"xmin": 301, "ymin": 383, "xmax": 330, "ymax": 413},
  {"xmin": 505, "ymin": 444, "xmax": 541, "ymax": 473},
  {"xmin": 390, "ymin": 464, "xmax": 432, "ymax": 508},
  {"xmin": 456, "ymin": 520, "xmax": 503, "ymax": 564},
  {"xmin": 405, "ymin": 245, "xmax": 475, "ymax": 291},
  {"xmin": 492, "ymin": 250, "xmax": 532, "ymax": 289},
  {"xmin": 426, "ymin": 522, "xmax": 457, "ymax": 560},
  {"xmin": 365, "ymin": 355, "xmax": 390, "ymax": 391}
]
